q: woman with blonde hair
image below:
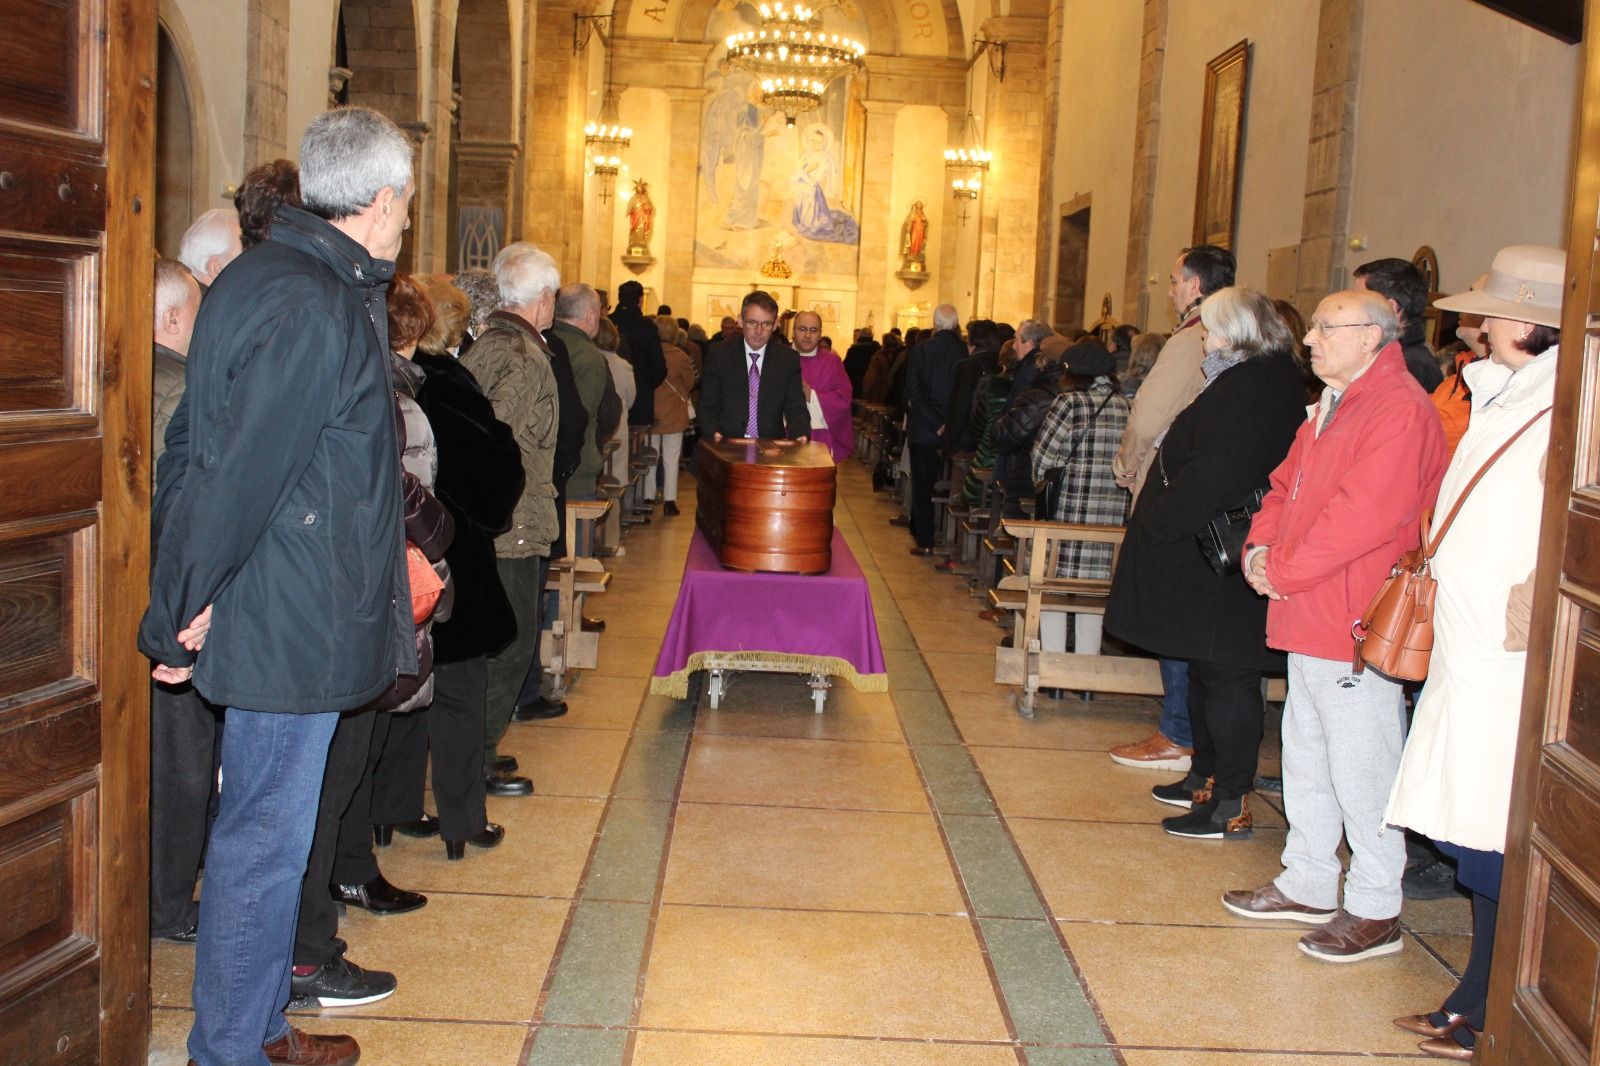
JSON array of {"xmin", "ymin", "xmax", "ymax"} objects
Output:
[{"xmin": 414, "ymin": 275, "xmax": 472, "ymax": 356}]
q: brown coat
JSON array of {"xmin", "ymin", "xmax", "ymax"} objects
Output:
[
  {"xmin": 1112, "ymin": 320, "xmax": 1205, "ymax": 498},
  {"xmin": 652, "ymin": 342, "xmax": 697, "ymax": 434}
]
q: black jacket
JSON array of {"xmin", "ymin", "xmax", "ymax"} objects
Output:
[
  {"xmin": 1105, "ymin": 349, "xmax": 1307, "ymax": 670},
  {"xmin": 843, "ymin": 339, "xmax": 878, "ymax": 395},
  {"xmin": 138, "ymin": 205, "xmax": 415, "ymax": 711},
  {"xmin": 697, "ymin": 337, "xmax": 811, "ymax": 440},
  {"xmin": 1399, "ymin": 319, "xmax": 1443, "ymax": 394},
  {"xmin": 945, "ymin": 346, "xmax": 1001, "ymax": 453},
  {"xmin": 905, "ymin": 328, "xmax": 967, "ymax": 445},
  {"xmin": 544, "ymin": 329, "xmax": 588, "ymax": 560},
  {"xmin": 414, "ymin": 352, "xmax": 525, "ymax": 663},
  {"xmin": 994, "ymin": 361, "xmax": 1068, "ymax": 500},
  {"xmin": 610, "ymin": 303, "xmax": 666, "ymax": 425}
]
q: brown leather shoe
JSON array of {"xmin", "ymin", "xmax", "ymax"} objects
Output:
[
  {"xmin": 1298, "ymin": 910, "xmax": 1403, "ymax": 962},
  {"xmin": 1394, "ymin": 1011, "xmax": 1469, "ymax": 1038},
  {"xmin": 264, "ymin": 1026, "xmax": 360, "ymax": 1066},
  {"xmin": 1418, "ymin": 1034, "xmax": 1475, "ymax": 1060},
  {"xmin": 1108, "ymin": 731, "xmax": 1194, "ymax": 772},
  {"xmin": 1220, "ymin": 883, "xmax": 1336, "ymax": 924}
]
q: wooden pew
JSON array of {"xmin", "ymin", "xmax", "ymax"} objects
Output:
[
  {"xmin": 542, "ymin": 497, "xmax": 613, "ymax": 697},
  {"xmin": 993, "ymin": 518, "xmax": 1285, "ymax": 716}
]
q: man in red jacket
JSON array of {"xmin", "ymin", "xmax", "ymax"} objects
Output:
[{"xmin": 1222, "ymin": 290, "xmax": 1446, "ymax": 963}]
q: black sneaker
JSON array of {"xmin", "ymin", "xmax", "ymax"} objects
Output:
[
  {"xmin": 1402, "ymin": 858, "xmax": 1461, "ymax": 901},
  {"xmin": 1152, "ymin": 772, "xmax": 1211, "ymax": 810},
  {"xmin": 290, "ymin": 955, "xmax": 397, "ymax": 1008},
  {"xmin": 1163, "ymin": 795, "xmax": 1253, "ymax": 840}
]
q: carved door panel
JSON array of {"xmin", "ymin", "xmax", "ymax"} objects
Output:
[
  {"xmin": 1483, "ymin": 3, "xmax": 1600, "ymax": 1062},
  {"xmin": 0, "ymin": 0, "xmax": 153, "ymax": 1062}
]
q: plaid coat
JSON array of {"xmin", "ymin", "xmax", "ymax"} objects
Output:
[{"xmin": 1030, "ymin": 380, "xmax": 1130, "ymax": 578}]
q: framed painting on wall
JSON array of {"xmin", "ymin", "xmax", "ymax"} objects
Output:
[
  {"xmin": 1192, "ymin": 39, "xmax": 1250, "ymax": 250},
  {"xmin": 706, "ymin": 292, "xmax": 744, "ymax": 323}
]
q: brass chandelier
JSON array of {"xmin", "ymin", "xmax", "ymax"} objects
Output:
[{"xmin": 725, "ymin": 2, "xmax": 866, "ymax": 125}]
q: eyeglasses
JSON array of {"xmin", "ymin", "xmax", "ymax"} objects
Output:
[{"xmin": 1309, "ymin": 321, "xmax": 1375, "ymax": 335}]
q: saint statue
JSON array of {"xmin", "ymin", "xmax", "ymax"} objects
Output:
[
  {"xmin": 899, "ymin": 200, "xmax": 929, "ymax": 273},
  {"xmin": 627, "ymin": 179, "xmax": 655, "ymax": 255}
]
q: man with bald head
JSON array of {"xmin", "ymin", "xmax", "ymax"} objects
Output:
[
  {"xmin": 793, "ymin": 310, "xmax": 854, "ymax": 460},
  {"xmin": 177, "ymin": 208, "xmax": 243, "ymax": 290},
  {"xmin": 1224, "ymin": 289, "xmax": 1446, "ymax": 963}
]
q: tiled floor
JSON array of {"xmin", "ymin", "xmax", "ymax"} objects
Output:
[{"xmin": 150, "ymin": 462, "xmax": 1462, "ymax": 1064}]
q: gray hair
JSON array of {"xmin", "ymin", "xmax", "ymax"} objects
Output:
[
  {"xmin": 933, "ymin": 303, "xmax": 960, "ymax": 331},
  {"xmin": 554, "ymin": 282, "xmax": 600, "ymax": 325},
  {"xmin": 453, "ymin": 268, "xmax": 499, "ymax": 331},
  {"xmin": 1199, "ymin": 287, "xmax": 1296, "ymax": 359},
  {"xmin": 1017, "ymin": 319, "xmax": 1053, "ymax": 347},
  {"xmin": 178, "ymin": 208, "xmax": 240, "ymax": 276},
  {"xmin": 153, "ymin": 259, "xmax": 195, "ymax": 330},
  {"xmin": 1345, "ymin": 289, "xmax": 1402, "ymax": 347},
  {"xmin": 493, "ymin": 242, "xmax": 560, "ymax": 308},
  {"xmin": 654, "ymin": 314, "xmax": 679, "ymax": 344},
  {"xmin": 298, "ymin": 107, "xmax": 413, "ymax": 221}
]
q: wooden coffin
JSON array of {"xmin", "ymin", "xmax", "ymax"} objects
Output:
[{"xmin": 696, "ymin": 439, "xmax": 837, "ymax": 573}]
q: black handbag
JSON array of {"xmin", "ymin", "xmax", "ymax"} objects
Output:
[
  {"xmin": 1156, "ymin": 445, "xmax": 1266, "ymax": 575},
  {"xmin": 1196, "ymin": 486, "xmax": 1268, "ymax": 575}
]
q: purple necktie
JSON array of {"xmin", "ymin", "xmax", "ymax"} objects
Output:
[{"xmin": 746, "ymin": 352, "xmax": 760, "ymax": 437}]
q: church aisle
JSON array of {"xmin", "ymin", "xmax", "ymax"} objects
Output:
[{"xmin": 150, "ymin": 462, "xmax": 1466, "ymax": 1065}]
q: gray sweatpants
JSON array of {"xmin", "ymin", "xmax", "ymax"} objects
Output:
[{"xmin": 1273, "ymin": 652, "xmax": 1407, "ymax": 920}]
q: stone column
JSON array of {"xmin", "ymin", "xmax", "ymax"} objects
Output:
[
  {"xmin": 662, "ymin": 87, "xmax": 705, "ymax": 314},
  {"xmin": 521, "ymin": 0, "xmax": 584, "ymax": 276},
  {"xmin": 1294, "ymin": 0, "xmax": 1365, "ymax": 317},
  {"xmin": 977, "ymin": 16, "xmax": 1046, "ymax": 325},
  {"xmin": 242, "ymin": 0, "xmax": 289, "ymax": 169},
  {"xmin": 1122, "ymin": 0, "xmax": 1169, "ymax": 328},
  {"xmin": 456, "ymin": 141, "xmax": 521, "ymax": 262},
  {"xmin": 857, "ymin": 99, "xmax": 902, "ymax": 331},
  {"xmin": 936, "ymin": 105, "xmax": 966, "ymax": 303},
  {"xmin": 1033, "ymin": 0, "xmax": 1066, "ymax": 322}
]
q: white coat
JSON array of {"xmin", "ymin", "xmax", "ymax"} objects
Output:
[{"xmin": 1384, "ymin": 348, "xmax": 1557, "ymax": 853}]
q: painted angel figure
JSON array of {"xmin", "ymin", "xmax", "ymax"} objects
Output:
[{"xmin": 790, "ymin": 123, "xmax": 859, "ymax": 245}]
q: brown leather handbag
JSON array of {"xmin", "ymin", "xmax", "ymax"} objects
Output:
[{"xmin": 1352, "ymin": 406, "xmax": 1552, "ymax": 681}]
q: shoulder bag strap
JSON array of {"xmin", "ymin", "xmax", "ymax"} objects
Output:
[
  {"xmin": 1423, "ymin": 405, "xmax": 1552, "ymax": 558},
  {"xmin": 1062, "ymin": 388, "xmax": 1118, "ymax": 467}
]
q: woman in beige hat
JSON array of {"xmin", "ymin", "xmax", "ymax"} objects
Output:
[{"xmin": 1383, "ymin": 244, "xmax": 1565, "ymax": 1061}]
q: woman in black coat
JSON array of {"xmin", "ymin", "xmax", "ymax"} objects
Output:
[
  {"xmin": 1105, "ymin": 287, "xmax": 1306, "ymax": 840},
  {"xmin": 392, "ymin": 345, "xmax": 527, "ymax": 858}
]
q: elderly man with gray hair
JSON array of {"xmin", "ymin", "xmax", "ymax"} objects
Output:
[
  {"xmin": 902, "ymin": 302, "xmax": 967, "ymax": 554},
  {"xmin": 177, "ymin": 207, "xmax": 243, "ymax": 290},
  {"xmin": 1223, "ymin": 289, "xmax": 1447, "ymax": 963},
  {"xmin": 459, "ymin": 242, "xmax": 566, "ymax": 795},
  {"xmin": 140, "ymin": 105, "xmax": 417, "ymax": 1066},
  {"xmin": 551, "ymin": 282, "xmax": 623, "ymax": 504}
]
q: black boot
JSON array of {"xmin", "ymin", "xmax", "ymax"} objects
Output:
[{"xmin": 1162, "ymin": 794, "xmax": 1252, "ymax": 840}]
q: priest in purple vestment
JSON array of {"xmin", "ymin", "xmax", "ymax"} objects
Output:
[{"xmin": 792, "ymin": 310, "xmax": 855, "ymax": 461}]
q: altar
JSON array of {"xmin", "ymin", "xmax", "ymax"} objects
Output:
[{"xmin": 649, "ymin": 527, "xmax": 888, "ymax": 712}]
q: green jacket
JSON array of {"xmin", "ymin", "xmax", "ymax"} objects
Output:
[
  {"xmin": 550, "ymin": 320, "xmax": 610, "ymax": 499},
  {"xmin": 460, "ymin": 311, "xmax": 559, "ymax": 558}
]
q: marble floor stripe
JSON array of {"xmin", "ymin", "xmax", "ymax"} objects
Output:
[{"xmin": 834, "ymin": 473, "xmax": 1124, "ymax": 1066}]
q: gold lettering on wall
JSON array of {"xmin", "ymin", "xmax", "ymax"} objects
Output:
[
  {"xmin": 644, "ymin": 3, "xmax": 668, "ymax": 22},
  {"xmin": 908, "ymin": 0, "xmax": 933, "ymax": 39}
]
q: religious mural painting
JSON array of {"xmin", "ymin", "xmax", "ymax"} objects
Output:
[{"xmin": 696, "ymin": 0, "xmax": 867, "ymax": 277}]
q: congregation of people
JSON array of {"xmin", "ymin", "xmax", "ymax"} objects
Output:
[
  {"xmin": 144, "ymin": 103, "xmax": 1561, "ymax": 1066},
  {"xmin": 860, "ymin": 240, "xmax": 1561, "ymax": 1063}
]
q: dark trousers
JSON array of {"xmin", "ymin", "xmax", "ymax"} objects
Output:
[
  {"xmin": 1186, "ymin": 659, "xmax": 1265, "ymax": 801},
  {"xmin": 329, "ymin": 710, "xmax": 391, "ymax": 888},
  {"xmin": 374, "ymin": 658, "xmax": 489, "ymax": 842},
  {"xmin": 909, "ymin": 443, "xmax": 941, "ymax": 548},
  {"xmin": 294, "ymin": 707, "xmax": 383, "ymax": 967},
  {"xmin": 149, "ymin": 680, "xmax": 222, "ymax": 936},
  {"xmin": 1444, "ymin": 891, "xmax": 1498, "ymax": 1030},
  {"xmin": 485, "ymin": 554, "xmax": 548, "ymax": 771}
]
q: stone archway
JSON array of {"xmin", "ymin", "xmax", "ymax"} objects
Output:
[
  {"xmin": 154, "ymin": 18, "xmax": 201, "ymax": 259},
  {"xmin": 451, "ymin": 0, "xmax": 518, "ymax": 270}
]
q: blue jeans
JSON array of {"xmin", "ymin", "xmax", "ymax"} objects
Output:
[
  {"xmin": 1158, "ymin": 657, "xmax": 1192, "ymax": 748},
  {"xmin": 189, "ymin": 707, "xmax": 339, "ymax": 1066}
]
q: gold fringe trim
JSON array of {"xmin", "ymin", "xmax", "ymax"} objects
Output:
[{"xmin": 650, "ymin": 651, "xmax": 890, "ymax": 700}]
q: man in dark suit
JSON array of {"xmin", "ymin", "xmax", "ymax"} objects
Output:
[
  {"xmin": 904, "ymin": 303, "xmax": 967, "ymax": 554},
  {"xmin": 698, "ymin": 290, "xmax": 811, "ymax": 442}
]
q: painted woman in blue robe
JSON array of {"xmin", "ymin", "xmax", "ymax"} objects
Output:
[{"xmin": 790, "ymin": 123, "xmax": 859, "ymax": 244}]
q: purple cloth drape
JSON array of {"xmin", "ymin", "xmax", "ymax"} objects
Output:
[{"xmin": 651, "ymin": 527, "xmax": 887, "ymax": 695}]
